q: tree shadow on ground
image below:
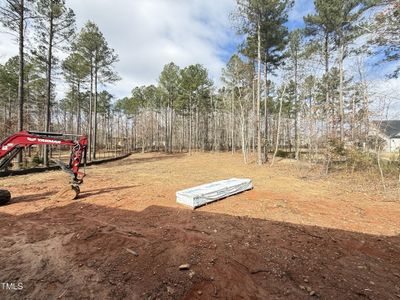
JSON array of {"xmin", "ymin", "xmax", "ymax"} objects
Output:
[
  {"xmin": 8, "ymin": 185, "xmax": 137, "ymax": 204},
  {"xmin": 103, "ymin": 153, "xmax": 186, "ymax": 168},
  {"xmin": 9, "ymin": 191, "xmax": 57, "ymax": 204},
  {"xmin": 79, "ymin": 185, "xmax": 140, "ymax": 199},
  {"xmin": 0, "ymin": 202, "xmax": 399, "ymax": 300}
]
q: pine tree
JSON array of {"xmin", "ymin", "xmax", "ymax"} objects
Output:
[
  {"xmin": 159, "ymin": 63, "xmax": 181, "ymax": 153},
  {"xmin": 62, "ymin": 52, "xmax": 90, "ymax": 134},
  {"xmin": 235, "ymin": 0, "xmax": 266, "ymax": 165},
  {"xmin": 180, "ymin": 64, "xmax": 212, "ymax": 154},
  {"xmin": 33, "ymin": 0, "xmax": 75, "ymax": 165},
  {"xmin": 0, "ymin": 0, "xmax": 34, "ymax": 163},
  {"xmin": 329, "ymin": 0, "xmax": 375, "ymax": 142},
  {"xmin": 287, "ymin": 29, "xmax": 303, "ymax": 160},
  {"xmin": 222, "ymin": 54, "xmax": 253, "ymax": 163},
  {"xmin": 305, "ymin": 0, "xmax": 375, "ymax": 142},
  {"xmin": 0, "ymin": 57, "xmax": 19, "ymax": 136},
  {"xmin": 371, "ymin": 0, "xmax": 400, "ymax": 78},
  {"xmin": 260, "ymin": 0, "xmax": 292, "ymax": 161},
  {"xmin": 235, "ymin": 0, "xmax": 292, "ymax": 164},
  {"xmin": 304, "ymin": 1, "xmax": 335, "ymax": 137},
  {"xmin": 74, "ymin": 21, "xmax": 119, "ymax": 159}
]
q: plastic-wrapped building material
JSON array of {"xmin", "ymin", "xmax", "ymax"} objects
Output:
[{"xmin": 176, "ymin": 178, "xmax": 253, "ymax": 208}]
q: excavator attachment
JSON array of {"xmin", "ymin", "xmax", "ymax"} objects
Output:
[
  {"xmin": 50, "ymin": 159, "xmax": 81, "ymax": 200},
  {"xmin": 53, "ymin": 185, "xmax": 80, "ymax": 201}
]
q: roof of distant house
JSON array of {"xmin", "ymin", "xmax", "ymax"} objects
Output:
[{"xmin": 373, "ymin": 120, "xmax": 400, "ymax": 138}]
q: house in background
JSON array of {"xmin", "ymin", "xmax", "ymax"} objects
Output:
[{"xmin": 370, "ymin": 120, "xmax": 400, "ymax": 152}]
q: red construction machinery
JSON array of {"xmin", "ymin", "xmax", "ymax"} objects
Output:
[{"xmin": 0, "ymin": 131, "xmax": 87, "ymax": 205}]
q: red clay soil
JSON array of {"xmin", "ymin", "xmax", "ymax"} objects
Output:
[{"xmin": 0, "ymin": 153, "xmax": 399, "ymax": 299}]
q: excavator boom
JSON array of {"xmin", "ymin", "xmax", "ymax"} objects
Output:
[{"xmin": 0, "ymin": 131, "xmax": 88, "ymax": 205}]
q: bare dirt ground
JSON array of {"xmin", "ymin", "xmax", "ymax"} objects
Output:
[{"xmin": 0, "ymin": 152, "xmax": 399, "ymax": 299}]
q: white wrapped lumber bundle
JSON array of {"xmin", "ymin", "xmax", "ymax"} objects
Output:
[{"xmin": 176, "ymin": 178, "xmax": 253, "ymax": 208}]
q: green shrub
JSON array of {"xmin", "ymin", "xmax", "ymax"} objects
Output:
[
  {"xmin": 381, "ymin": 156, "xmax": 400, "ymax": 176},
  {"xmin": 346, "ymin": 147, "xmax": 375, "ymax": 171},
  {"xmin": 328, "ymin": 138, "xmax": 346, "ymax": 157},
  {"xmin": 340, "ymin": 146, "xmax": 399, "ymax": 175},
  {"xmin": 276, "ymin": 150, "xmax": 292, "ymax": 158}
]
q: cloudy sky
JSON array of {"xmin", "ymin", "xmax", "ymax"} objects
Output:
[
  {"xmin": 0, "ymin": 0, "xmax": 314, "ymax": 99},
  {"xmin": 0, "ymin": 0, "xmax": 398, "ymax": 114},
  {"xmin": 67, "ymin": 0, "xmax": 239, "ymax": 97}
]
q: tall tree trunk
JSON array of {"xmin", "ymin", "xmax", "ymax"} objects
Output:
[
  {"xmin": 308, "ymin": 89, "xmax": 314, "ymax": 161},
  {"xmin": 88, "ymin": 62, "xmax": 93, "ymax": 161},
  {"xmin": 76, "ymin": 81, "xmax": 81, "ymax": 135},
  {"xmin": 256, "ymin": 19, "xmax": 262, "ymax": 165},
  {"xmin": 3, "ymin": 102, "xmax": 7, "ymax": 135},
  {"xmin": 164, "ymin": 101, "xmax": 168, "ymax": 152},
  {"xmin": 238, "ymin": 90, "xmax": 247, "ymax": 164},
  {"xmin": 17, "ymin": 0, "xmax": 24, "ymax": 164},
  {"xmin": 189, "ymin": 97, "xmax": 192, "ymax": 155},
  {"xmin": 43, "ymin": 11, "xmax": 54, "ymax": 167},
  {"xmin": 213, "ymin": 94, "xmax": 217, "ymax": 151},
  {"xmin": 156, "ymin": 112, "xmax": 160, "ymax": 150},
  {"xmin": 339, "ymin": 42, "xmax": 345, "ymax": 142},
  {"xmin": 231, "ymin": 90, "xmax": 234, "ymax": 154},
  {"xmin": 181, "ymin": 114, "xmax": 185, "ymax": 151},
  {"xmin": 169, "ymin": 99, "xmax": 173, "ymax": 153},
  {"xmin": 264, "ymin": 62, "xmax": 269, "ymax": 162},
  {"xmin": 351, "ymin": 96, "xmax": 355, "ymax": 141},
  {"xmin": 294, "ymin": 49, "xmax": 300, "ymax": 160},
  {"xmin": 133, "ymin": 117, "xmax": 137, "ymax": 150},
  {"xmin": 7, "ymin": 85, "xmax": 12, "ymax": 134},
  {"xmin": 93, "ymin": 62, "xmax": 98, "ymax": 159},
  {"xmin": 7, "ymin": 86, "xmax": 11, "ymax": 133},
  {"xmin": 357, "ymin": 56, "xmax": 369, "ymax": 142},
  {"xmin": 195, "ymin": 108, "xmax": 199, "ymax": 150},
  {"xmin": 25, "ymin": 72, "xmax": 30, "ymax": 132},
  {"xmin": 271, "ymin": 85, "xmax": 286, "ymax": 166},
  {"xmin": 324, "ymin": 32, "xmax": 331, "ymax": 137},
  {"xmin": 252, "ymin": 75, "xmax": 255, "ymax": 153},
  {"xmin": 151, "ymin": 109, "xmax": 154, "ymax": 150}
]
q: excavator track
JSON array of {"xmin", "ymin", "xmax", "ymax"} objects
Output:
[{"xmin": 0, "ymin": 189, "xmax": 11, "ymax": 205}]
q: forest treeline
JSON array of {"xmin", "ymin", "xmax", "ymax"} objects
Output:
[{"xmin": 0, "ymin": 0, "xmax": 399, "ymax": 167}]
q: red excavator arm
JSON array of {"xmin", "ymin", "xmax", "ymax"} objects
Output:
[{"xmin": 0, "ymin": 131, "xmax": 88, "ymax": 205}]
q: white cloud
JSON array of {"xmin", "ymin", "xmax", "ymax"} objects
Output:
[
  {"xmin": 68, "ymin": 0, "xmax": 237, "ymax": 97},
  {"xmin": 0, "ymin": 31, "xmax": 17, "ymax": 61},
  {"xmin": 0, "ymin": 0, "xmax": 237, "ymax": 99}
]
